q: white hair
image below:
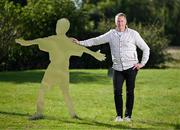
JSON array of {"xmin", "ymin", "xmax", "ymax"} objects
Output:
[{"xmin": 115, "ymin": 13, "xmax": 127, "ymax": 24}]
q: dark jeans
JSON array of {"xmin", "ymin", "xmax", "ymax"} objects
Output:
[{"xmin": 113, "ymin": 67, "xmax": 138, "ymax": 118}]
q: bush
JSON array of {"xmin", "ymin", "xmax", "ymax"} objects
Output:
[{"xmin": 129, "ymin": 23, "xmax": 170, "ymax": 68}]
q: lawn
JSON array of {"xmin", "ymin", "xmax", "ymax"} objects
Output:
[{"xmin": 0, "ymin": 69, "xmax": 179, "ymax": 129}]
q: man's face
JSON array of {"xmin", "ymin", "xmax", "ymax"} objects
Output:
[{"xmin": 116, "ymin": 16, "xmax": 127, "ymax": 31}]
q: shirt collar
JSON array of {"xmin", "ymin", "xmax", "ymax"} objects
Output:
[{"xmin": 115, "ymin": 27, "xmax": 128, "ymax": 33}]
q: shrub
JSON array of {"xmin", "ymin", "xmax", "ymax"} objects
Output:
[{"xmin": 129, "ymin": 23, "xmax": 170, "ymax": 68}]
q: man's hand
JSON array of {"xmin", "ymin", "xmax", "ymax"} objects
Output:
[
  {"xmin": 71, "ymin": 38, "xmax": 80, "ymax": 44},
  {"xmin": 93, "ymin": 50, "xmax": 106, "ymax": 61},
  {"xmin": 133, "ymin": 63, "xmax": 144, "ymax": 70},
  {"xmin": 15, "ymin": 39, "xmax": 31, "ymax": 46}
]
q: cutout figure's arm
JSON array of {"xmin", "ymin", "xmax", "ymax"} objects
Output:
[
  {"xmin": 15, "ymin": 39, "xmax": 35, "ymax": 46},
  {"xmin": 69, "ymin": 38, "xmax": 106, "ymax": 61},
  {"xmin": 15, "ymin": 37, "xmax": 52, "ymax": 46},
  {"xmin": 15, "ymin": 37, "xmax": 53, "ymax": 52},
  {"xmin": 81, "ymin": 47, "xmax": 106, "ymax": 61}
]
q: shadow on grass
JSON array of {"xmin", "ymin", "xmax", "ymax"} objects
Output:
[
  {"xmin": 0, "ymin": 70, "xmax": 110, "ymax": 84},
  {"xmin": 0, "ymin": 111, "xmax": 30, "ymax": 117},
  {"xmin": 45, "ymin": 116, "xmax": 180, "ymax": 129},
  {"xmin": 137, "ymin": 120, "xmax": 179, "ymax": 129},
  {"xmin": 0, "ymin": 110, "xmax": 130, "ymax": 129},
  {"xmin": 1, "ymin": 111, "xmax": 179, "ymax": 129},
  {"xmin": 39, "ymin": 115, "xmax": 132, "ymax": 129}
]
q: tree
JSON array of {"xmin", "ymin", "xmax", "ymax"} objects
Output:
[{"xmin": 0, "ymin": 1, "xmax": 22, "ymax": 70}]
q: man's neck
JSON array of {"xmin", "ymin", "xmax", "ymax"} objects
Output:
[{"xmin": 116, "ymin": 27, "xmax": 126, "ymax": 32}]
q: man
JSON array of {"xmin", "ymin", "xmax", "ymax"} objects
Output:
[{"xmin": 73, "ymin": 13, "xmax": 150, "ymax": 122}]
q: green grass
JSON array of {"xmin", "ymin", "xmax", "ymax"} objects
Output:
[{"xmin": 0, "ymin": 69, "xmax": 179, "ymax": 129}]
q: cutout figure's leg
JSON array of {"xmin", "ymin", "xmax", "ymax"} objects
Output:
[
  {"xmin": 60, "ymin": 78, "xmax": 77, "ymax": 118},
  {"xmin": 29, "ymin": 83, "xmax": 47, "ymax": 120}
]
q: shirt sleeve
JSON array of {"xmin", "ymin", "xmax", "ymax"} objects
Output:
[
  {"xmin": 134, "ymin": 31, "xmax": 150, "ymax": 66},
  {"xmin": 79, "ymin": 30, "xmax": 111, "ymax": 47}
]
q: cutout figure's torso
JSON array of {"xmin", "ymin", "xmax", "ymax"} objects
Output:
[{"xmin": 37, "ymin": 35, "xmax": 82, "ymax": 69}]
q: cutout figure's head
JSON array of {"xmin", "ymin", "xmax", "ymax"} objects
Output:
[{"xmin": 56, "ymin": 18, "xmax": 70, "ymax": 35}]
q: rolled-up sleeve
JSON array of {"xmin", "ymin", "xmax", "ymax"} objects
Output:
[
  {"xmin": 134, "ymin": 32, "xmax": 150, "ymax": 66},
  {"xmin": 79, "ymin": 30, "xmax": 111, "ymax": 47}
]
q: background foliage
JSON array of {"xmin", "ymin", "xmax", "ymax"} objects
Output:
[{"xmin": 0, "ymin": 0, "xmax": 179, "ymax": 71}]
